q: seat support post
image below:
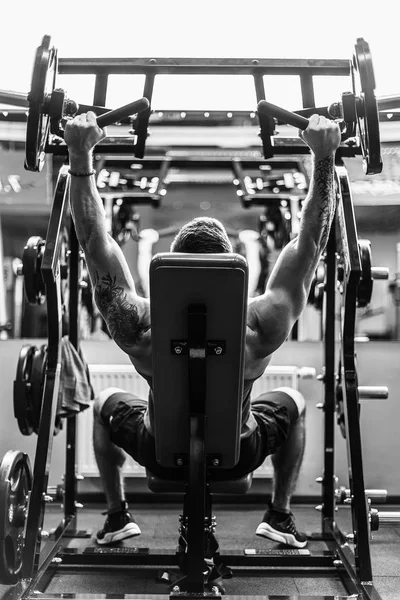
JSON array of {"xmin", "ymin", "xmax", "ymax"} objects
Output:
[{"xmin": 184, "ymin": 304, "xmax": 208, "ymax": 593}]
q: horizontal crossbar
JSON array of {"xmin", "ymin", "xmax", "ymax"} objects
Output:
[
  {"xmin": 47, "ymin": 140, "xmax": 361, "ymax": 157},
  {"xmin": 58, "ymin": 57, "xmax": 351, "ymax": 76},
  {"xmin": 56, "ymin": 546, "xmax": 335, "ymax": 568}
]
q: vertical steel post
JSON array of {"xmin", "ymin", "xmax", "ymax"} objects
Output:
[{"xmin": 322, "ymin": 225, "xmax": 337, "ymax": 531}]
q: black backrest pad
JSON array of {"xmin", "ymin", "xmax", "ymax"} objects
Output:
[{"xmin": 150, "ymin": 253, "xmax": 248, "ymax": 469}]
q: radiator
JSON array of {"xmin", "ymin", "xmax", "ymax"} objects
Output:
[{"xmin": 77, "ymin": 364, "xmax": 310, "ymax": 479}]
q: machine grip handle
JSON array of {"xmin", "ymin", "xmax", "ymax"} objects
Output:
[
  {"xmin": 97, "ymin": 97, "xmax": 150, "ymax": 128},
  {"xmin": 0, "ymin": 90, "xmax": 29, "ymax": 108},
  {"xmin": 257, "ymin": 100, "xmax": 309, "ymax": 130}
]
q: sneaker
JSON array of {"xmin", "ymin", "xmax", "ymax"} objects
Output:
[
  {"xmin": 96, "ymin": 502, "xmax": 141, "ymax": 545},
  {"xmin": 255, "ymin": 504, "xmax": 307, "ymax": 548}
]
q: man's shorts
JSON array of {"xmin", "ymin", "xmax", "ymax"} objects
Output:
[{"xmin": 100, "ymin": 389, "xmax": 299, "ymax": 480}]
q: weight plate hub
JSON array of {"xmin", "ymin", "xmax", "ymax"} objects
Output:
[{"xmin": 0, "ymin": 450, "xmax": 32, "ymax": 584}]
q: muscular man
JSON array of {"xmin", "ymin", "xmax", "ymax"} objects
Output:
[{"xmin": 64, "ymin": 113, "xmax": 340, "ymax": 548}]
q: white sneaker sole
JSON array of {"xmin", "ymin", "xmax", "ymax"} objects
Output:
[
  {"xmin": 96, "ymin": 522, "xmax": 141, "ymax": 545},
  {"xmin": 255, "ymin": 522, "xmax": 307, "ymax": 548}
]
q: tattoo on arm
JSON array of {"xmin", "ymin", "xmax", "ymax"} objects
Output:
[
  {"xmin": 314, "ymin": 155, "xmax": 336, "ymax": 250},
  {"xmin": 93, "ymin": 271, "xmax": 148, "ymax": 347}
]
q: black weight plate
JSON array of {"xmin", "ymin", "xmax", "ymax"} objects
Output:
[
  {"xmin": 335, "ymin": 360, "xmax": 347, "ymax": 439},
  {"xmin": 30, "ymin": 344, "xmax": 48, "ymax": 435},
  {"xmin": 354, "ymin": 38, "xmax": 376, "ymax": 90},
  {"xmin": 13, "ymin": 345, "xmax": 37, "ymax": 436},
  {"xmin": 58, "ymin": 227, "xmax": 70, "ymax": 337},
  {"xmin": 0, "ymin": 450, "xmax": 32, "ymax": 584},
  {"xmin": 357, "ymin": 239, "xmax": 373, "ymax": 308},
  {"xmin": 335, "ymin": 382, "xmax": 346, "ymax": 439},
  {"xmin": 308, "ymin": 261, "xmax": 325, "ymax": 311},
  {"xmin": 59, "ymin": 226, "xmax": 70, "ymax": 292},
  {"xmin": 22, "ymin": 236, "xmax": 46, "ymax": 305},
  {"xmin": 361, "ymin": 89, "xmax": 382, "ymax": 174},
  {"xmin": 353, "ymin": 38, "xmax": 382, "ymax": 175},
  {"xmin": 25, "ymin": 35, "xmax": 58, "ymax": 172}
]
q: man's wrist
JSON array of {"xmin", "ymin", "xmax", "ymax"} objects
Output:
[
  {"xmin": 312, "ymin": 151, "xmax": 335, "ymax": 162},
  {"xmin": 68, "ymin": 150, "xmax": 93, "ymax": 174}
]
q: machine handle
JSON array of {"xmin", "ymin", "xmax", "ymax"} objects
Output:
[
  {"xmin": 0, "ymin": 90, "xmax": 29, "ymax": 108},
  {"xmin": 97, "ymin": 97, "xmax": 150, "ymax": 128},
  {"xmin": 257, "ymin": 100, "xmax": 309, "ymax": 130},
  {"xmin": 377, "ymin": 95, "xmax": 400, "ymax": 111}
]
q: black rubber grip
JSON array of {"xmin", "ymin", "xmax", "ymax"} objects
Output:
[
  {"xmin": 257, "ymin": 100, "xmax": 309, "ymax": 130},
  {"xmin": 97, "ymin": 97, "xmax": 150, "ymax": 128}
]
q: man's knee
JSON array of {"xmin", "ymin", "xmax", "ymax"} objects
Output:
[
  {"xmin": 274, "ymin": 387, "xmax": 306, "ymax": 419},
  {"xmin": 93, "ymin": 387, "xmax": 126, "ymax": 421}
]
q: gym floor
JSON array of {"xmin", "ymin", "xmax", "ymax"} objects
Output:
[{"xmin": 1, "ymin": 503, "xmax": 399, "ymax": 599}]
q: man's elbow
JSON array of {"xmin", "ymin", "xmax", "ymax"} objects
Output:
[
  {"xmin": 292, "ymin": 286, "xmax": 309, "ymax": 322},
  {"xmin": 83, "ymin": 231, "xmax": 112, "ymax": 259}
]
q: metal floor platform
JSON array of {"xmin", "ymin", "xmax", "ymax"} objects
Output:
[{"xmin": 1, "ymin": 503, "xmax": 399, "ymax": 600}]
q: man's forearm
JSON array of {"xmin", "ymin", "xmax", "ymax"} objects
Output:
[
  {"xmin": 68, "ymin": 151, "xmax": 108, "ymax": 251},
  {"xmin": 265, "ymin": 153, "xmax": 337, "ymax": 308},
  {"xmin": 298, "ymin": 154, "xmax": 336, "ymax": 255}
]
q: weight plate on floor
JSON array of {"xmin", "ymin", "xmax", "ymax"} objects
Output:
[{"xmin": 0, "ymin": 450, "xmax": 32, "ymax": 584}]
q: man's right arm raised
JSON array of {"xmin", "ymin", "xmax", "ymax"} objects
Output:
[
  {"xmin": 64, "ymin": 113, "xmax": 150, "ymax": 357},
  {"xmin": 247, "ymin": 115, "xmax": 341, "ymax": 356}
]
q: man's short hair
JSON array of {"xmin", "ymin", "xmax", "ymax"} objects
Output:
[{"xmin": 171, "ymin": 217, "xmax": 233, "ymax": 254}]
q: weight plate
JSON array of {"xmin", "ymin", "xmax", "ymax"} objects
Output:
[
  {"xmin": 13, "ymin": 345, "xmax": 37, "ymax": 436},
  {"xmin": 0, "ymin": 450, "xmax": 32, "ymax": 584},
  {"xmin": 308, "ymin": 260, "xmax": 325, "ymax": 311},
  {"xmin": 59, "ymin": 227, "xmax": 70, "ymax": 338},
  {"xmin": 353, "ymin": 38, "xmax": 382, "ymax": 175},
  {"xmin": 335, "ymin": 382, "xmax": 346, "ymax": 439},
  {"xmin": 22, "ymin": 236, "xmax": 46, "ymax": 305},
  {"xmin": 354, "ymin": 38, "xmax": 376, "ymax": 90},
  {"xmin": 357, "ymin": 239, "xmax": 373, "ymax": 308},
  {"xmin": 25, "ymin": 35, "xmax": 58, "ymax": 172},
  {"xmin": 30, "ymin": 344, "xmax": 48, "ymax": 434}
]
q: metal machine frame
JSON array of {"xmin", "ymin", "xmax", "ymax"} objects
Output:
[{"xmin": 0, "ymin": 55, "xmax": 392, "ymax": 600}]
